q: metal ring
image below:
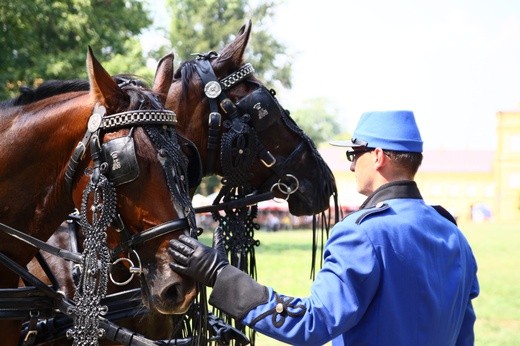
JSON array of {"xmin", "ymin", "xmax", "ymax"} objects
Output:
[
  {"xmin": 270, "ymin": 174, "xmax": 300, "ymax": 200},
  {"xmin": 276, "ymin": 174, "xmax": 299, "ymax": 195},
  {"xmin": 270, "ymin": 184, "xmax": 290, "ymax": 201},
  {"xmin": 109, "ymin": 250, "xmax": 142, "ymax": 286}
]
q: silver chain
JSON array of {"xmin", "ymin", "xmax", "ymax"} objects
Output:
[
  {"xmin": 101, "ymin": 110, "xmax": 177, "ymax": 131},
  {"xmin": 67, "ymin": 174, "xmax": 115, "ymax": 345},
  {"xmin": 220, "ymin": 63, "xmax": 255, "ymax": 90}
]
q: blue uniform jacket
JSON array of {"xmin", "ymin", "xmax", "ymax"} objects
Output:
[{"xmin": 210, "ymin": 181, "xmax": 479, "ymax": 345}]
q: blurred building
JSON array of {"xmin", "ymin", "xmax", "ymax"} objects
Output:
[
  {"xmin": 494, "ymin": 109, "xmax": 520, "ymax": 221},
  {"xmin": 319, "ymin": 109, "xmax": 520, "ymax": 223}
]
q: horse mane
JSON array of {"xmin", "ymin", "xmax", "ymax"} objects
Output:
[
  {"xmin": 0, "ymin": 74, "xmax": 153, "ymax": 109},
  {"xmin": 0, "ymin": 80, "xmax": 89, "ymax": 108}
]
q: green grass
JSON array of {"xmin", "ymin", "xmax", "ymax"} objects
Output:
[
  {"xmin": 461, "ymin": 222, "xmax": 520, "ymax": 346},
  {"xmin": 200, "ymin": 221, "xmax": 520, "ymax": 345}
]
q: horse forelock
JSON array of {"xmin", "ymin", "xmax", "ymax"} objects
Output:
[
  {"xmin": 121, "ymin": 84, "xmax": 164, "ymax": 112},
  {"xmin": 110, "ymin": 74, "xmax": 164, "ymax": 113},
  {"xmin": 113, "ymin": 74, "xmax": 149, "ymax": 88},
  {"xmin": 174, "ymin": 60, "xmax": 198, "ymax": 100}
]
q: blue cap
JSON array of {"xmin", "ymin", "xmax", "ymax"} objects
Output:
[{"xmin": 330, "ymin": 110, "xmax": 423, "ymax": 152}]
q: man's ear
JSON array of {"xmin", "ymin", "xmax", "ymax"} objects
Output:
[{"xmin": 373, "ymin": 148, "xmax": 387, "ymax": 167}]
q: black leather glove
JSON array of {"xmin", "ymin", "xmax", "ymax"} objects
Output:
[{"xmin": 169, "ymin": 234, "xmax": 229, "ymax": 287}]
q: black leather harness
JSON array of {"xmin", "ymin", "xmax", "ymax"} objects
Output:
[{"xmin": 0, "ymin": 93, "xmax": 200, "ymax": 344}]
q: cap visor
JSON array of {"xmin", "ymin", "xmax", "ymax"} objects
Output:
[{"xmin": 329, "ymin": 140, "xmax": 364, "ymax": 148}]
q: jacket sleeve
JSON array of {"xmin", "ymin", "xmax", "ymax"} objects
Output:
[
  {"xmin": 209, "ymin": 265, "xmax": 269, "ymax": 320},
  {"xmin": 209, "ymin": 220, "xmax": 381, "ymax": 345}
]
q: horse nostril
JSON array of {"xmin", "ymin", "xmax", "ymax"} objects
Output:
[{"xmin": 161, "ymin": 283, "xmax": 182, "ymax": 304}]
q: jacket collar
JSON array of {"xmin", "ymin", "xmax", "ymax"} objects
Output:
[{"xmin": 359, "ymin": 180, "xmax": 422, "ymax": 209}]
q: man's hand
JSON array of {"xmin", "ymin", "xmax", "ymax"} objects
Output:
[{"xmin": 169, "ymin": 234, "xmax": 229, "ymax": 287}]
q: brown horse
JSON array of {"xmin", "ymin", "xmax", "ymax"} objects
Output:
[
  {"xmin": 153, "ymin": 19, "xmax": 336, "ymax": 215},
  {"xmin": 0, "ymin": 48, "xmax": 197, "ymax": 345},
  {"xmin": 24, "ymin": 20, "xmax": 338, "ymax": 344}
]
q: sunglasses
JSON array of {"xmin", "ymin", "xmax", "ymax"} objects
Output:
[{"xmin": 346, "ymin": 148, "xmax": 374, "ymax": 162}]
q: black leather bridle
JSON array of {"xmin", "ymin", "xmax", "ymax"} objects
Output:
[
  {"xmin": 0, "ymin": 101, "xmax": 196, "ymax": 276},
  {"xmin": 0, "ymin": 86, "xmax": 199, "ymax": 344},
  {"xmin": 193, "ymin": 51, "xmax": 317, "ymax": 204}
]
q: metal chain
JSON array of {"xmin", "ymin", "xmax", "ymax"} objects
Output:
[
  {"xmin": 101, "ymin": 110, "xmax": 177, "ymax": 131},
  {"xmin": 220, "ymin": 63, "xmax": 255, "ymax": 90},
  {"xmin": 67, "ymin": 173, "xmax": 116, "ymax": 345}
]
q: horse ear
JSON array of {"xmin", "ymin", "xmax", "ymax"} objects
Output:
[
  {"xmin": 153, "ymin": 52, "xmax": 175, "ymax": 102},
  {"xmin": 215, "ymin": 19, "xmax": 252, "ymax": 68},
  {"xmin": 86, "ymin": 46, "xmax": 125, "ymax": 110}
]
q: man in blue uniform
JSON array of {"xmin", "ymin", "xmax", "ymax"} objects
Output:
[{"xmin": 169, "ymin": 110, "xmax": 480, "ymax": 345}]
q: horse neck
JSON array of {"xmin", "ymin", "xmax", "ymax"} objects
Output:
[{"xmin": 0, "ymin": 92, "xmax": 92, "ymax": 241}]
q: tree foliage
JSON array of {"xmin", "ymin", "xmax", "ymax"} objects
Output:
[
  {"xmin": 163, "ymin": 0, "xmax": 292, "ymax": 88},
  {"xmin": 0, "ymin": 0, "xmax": 153, "ymax": 99},
  {"xmin": 160, "ymin": 1, "xmax": 343, "ymax": 144},
  {"xmin": 290, "ymin": 97, "xmax": 344, "ymax": 145}
]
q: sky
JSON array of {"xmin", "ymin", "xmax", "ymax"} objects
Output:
[{"xmin": 143, "ymin": 0, "xmax": 520, "ymax": 151}]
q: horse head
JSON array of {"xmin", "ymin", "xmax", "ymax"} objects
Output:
[
  {"xmin": 0, "ymin": 48, "xmax": 198, "ymax": 344},
  {"xmin": 153, "ymin": 20, "xmax": 337, "ymax": 216},
  {"xmin": 69, "ymin": 48, "xmax": 197, "ymax": 316}
]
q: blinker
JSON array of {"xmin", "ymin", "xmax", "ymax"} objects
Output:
[
  {"xmin": 235, "ymin": 86, "xmax": 282, "ymax": 132},
  {"xmin": 102, "ymin": 135, "xmax": 139, "ymax": 186}
]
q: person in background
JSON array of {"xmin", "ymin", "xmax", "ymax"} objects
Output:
[{"xmin": 169, "ymin": 110, "xmax": 479, "ymax": 345}]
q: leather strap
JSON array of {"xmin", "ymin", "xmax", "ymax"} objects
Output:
[
  {"xmin": 194, "ymin": 58, "xmax": 224, "ymax": 175},
  {"xmin": 0, "ymin": 221, "xmax": 82, "ymax": 263}
]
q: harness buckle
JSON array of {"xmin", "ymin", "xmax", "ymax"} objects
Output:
[
  {"xmin": 23, "ymin": 310, "xmax": 40, "ymax": 345},
  {"xmin": 23, "ymin": 330, "xmax": 38, "ymax": 344},
  {"xmin": 260, "ymin": 151, "xmax": 276, "ymax": 168},
  {"xmin": 208, "ymin": 112, "xmax": 221, "ymax": 127},
  {"xmin": 220, "ymin": 98, "xmax": 237, "ymax": 114}
]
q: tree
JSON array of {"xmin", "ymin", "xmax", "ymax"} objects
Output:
[
  {"xmin": 162, "ymin": 0, "xmax": 292, "ymax": 88},
  {"xmin": 289, "ymin": 97, "xmax": 344, "ymax": 145},
  {"xmin": 0, "ymin": 0, "xmax": 153, "ymax": 99}
]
